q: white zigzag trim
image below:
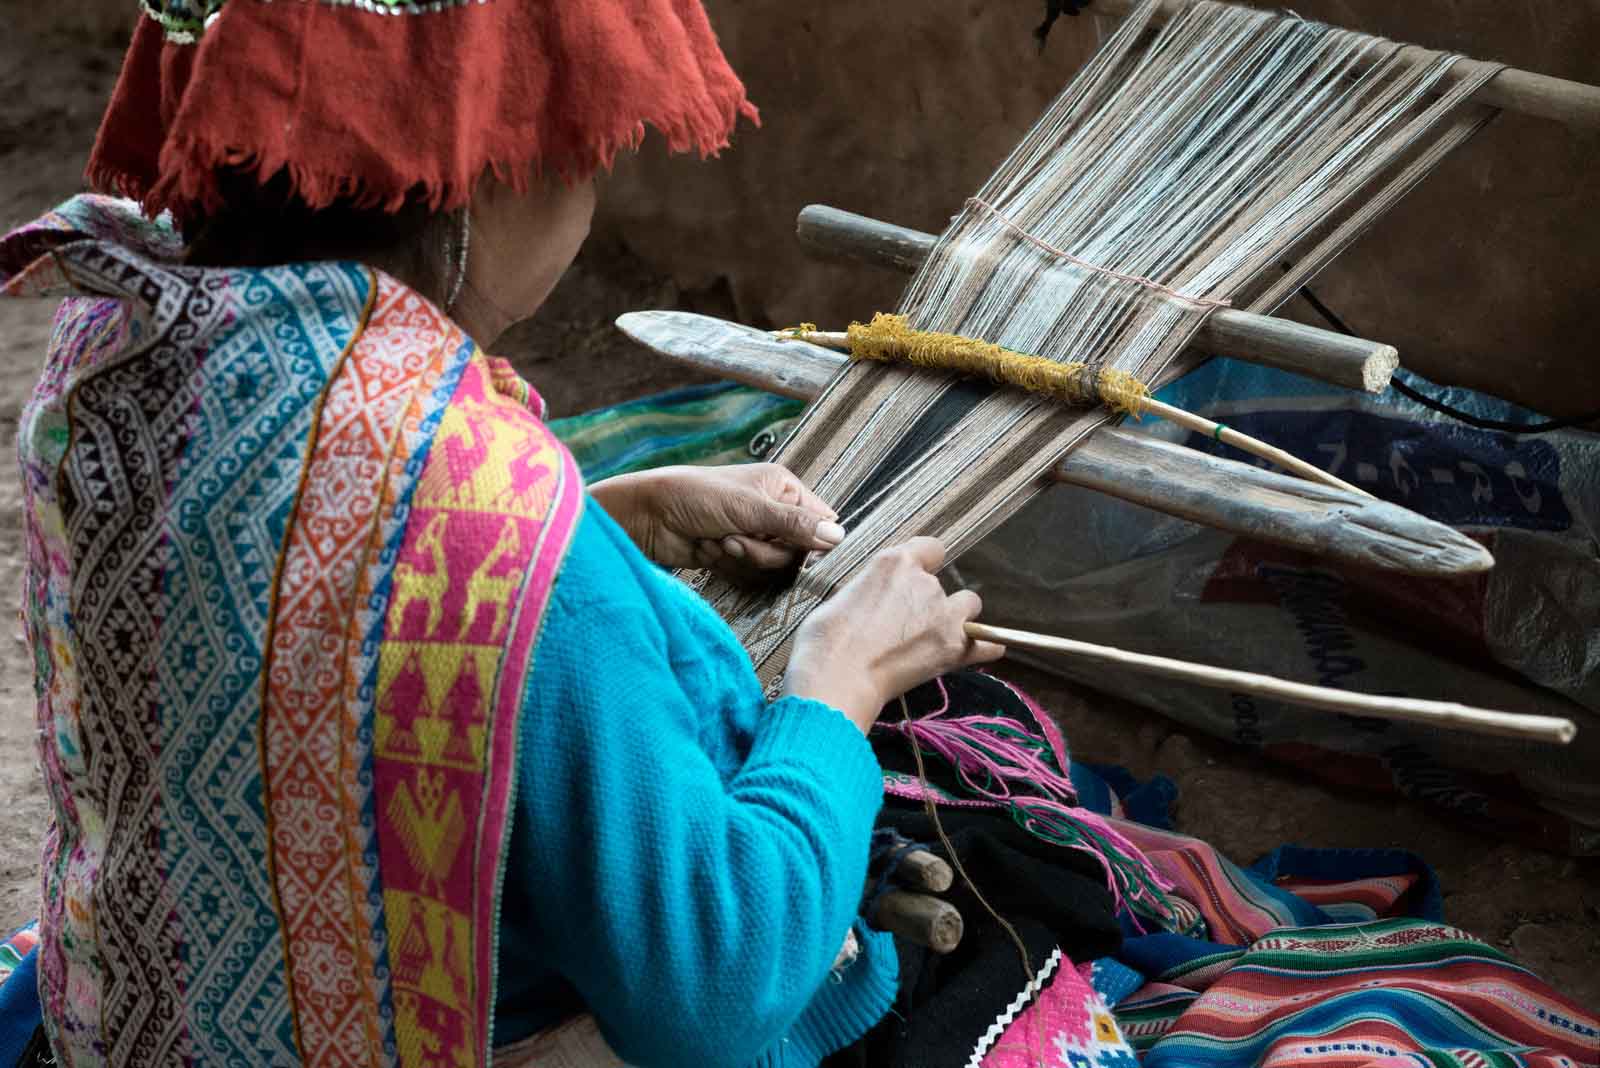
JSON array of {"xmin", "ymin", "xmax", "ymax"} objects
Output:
[{"xmin": 965, "ymin": 946, "xmax": 1064, "ymax": 1068}]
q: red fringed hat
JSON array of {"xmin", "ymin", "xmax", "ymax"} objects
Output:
[{"xmin": 88, "ymin": 0, "xmax": 759, "ymax": 222}]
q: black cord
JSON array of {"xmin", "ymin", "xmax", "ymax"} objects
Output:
[
  {"xmin": 1292, "ymin": 281, "xmax": 1600, "ymax": 435},
  {"xmin": 1035, "ymin": 0, "xmax": 1091, "ymax": 49}
]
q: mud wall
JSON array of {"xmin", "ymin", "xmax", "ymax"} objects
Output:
[{"xmin": 598, "ymin": 1, "xmax": 1600, "ymax": 416}]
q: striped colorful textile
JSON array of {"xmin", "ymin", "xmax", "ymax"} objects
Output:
[
  {"xmin": 0, "ymin": 928, "xmax": 37, "ymax": 990},
  {"xmin": 1125, "ymin": 919, "xmax": 1598, "ymax": 1068},
  {"xmin": 548, "ymin": 382, "xmax": 801, "ymax": 480},
  {"xmin": 1058, "ymin": 771, "xmax": 1600, "ymax": 1068}
]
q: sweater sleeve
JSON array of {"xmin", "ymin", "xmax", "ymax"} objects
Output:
[{"xmin": 506, "ymin": 520, "xmax": 885, "ymax": 1067}]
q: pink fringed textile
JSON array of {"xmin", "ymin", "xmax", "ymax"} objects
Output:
[{"xmin": 878, "ymin": 676, "xmax": 1182, "ymax": 932}]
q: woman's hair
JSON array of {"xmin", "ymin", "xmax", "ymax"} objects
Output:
[{"xmin": 182, "ymin": 168, "xmax": 458, "ymax": 302}]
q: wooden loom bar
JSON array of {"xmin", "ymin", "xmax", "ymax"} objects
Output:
[
  {"xmin": 1091, "ymin": 0, "xmax": 1600, "ymax": 130},
  {"xmin": 614, "ymin": 310, "xmax": 1495, "ymax": 578},
  {"xmin": 796, "ymin": 205, "xmax": 1400, "ymax": 393}
]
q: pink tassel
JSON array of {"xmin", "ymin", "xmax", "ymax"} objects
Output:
[{"xmin": 879, "ymin": 702, "xmax": 1179, "ymax": 932}]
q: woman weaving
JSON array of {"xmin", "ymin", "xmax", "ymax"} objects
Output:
[{"xmin": 0, "ymin": 1, "xmax": 1009, "ymax": 1064}]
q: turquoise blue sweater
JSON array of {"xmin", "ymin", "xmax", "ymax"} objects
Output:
[{"xmin": 494, "ymin": 502, "xmax": 899, "ymax": 1066}]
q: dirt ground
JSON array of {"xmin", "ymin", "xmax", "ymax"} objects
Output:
[{"xmin": 0, "ymin": 19, "xmax": 1595, "ymax": 1015}]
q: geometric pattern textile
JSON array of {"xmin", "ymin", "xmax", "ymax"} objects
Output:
[
  {"xmin": 1128, "ymin": 919, "xmax": 1600, "ymax": 1068},
  {"xmin": 974, "ymin": 952, "xmax": 1139, "ymax": 1068},
  {"xmin": 1, "ymin": 194, "xmax": 583, "ymax": 1068},
  {"xmin": 1100, "ymin": 815, "xmax": 1600, "ymax": 1067}
]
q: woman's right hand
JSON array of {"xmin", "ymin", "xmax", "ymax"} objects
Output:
[{"xmin": 782, "ymin": 537, "xmax": 1006, "ymax": 733}]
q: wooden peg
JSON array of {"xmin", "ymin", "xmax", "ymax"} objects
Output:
[
  {"xmin": 898, "ymin": 849, "xmax": 955, "ymax": 894},
  {"xmin": 875, "ymin": 891, "xmax": 965, "ymax": 954}
]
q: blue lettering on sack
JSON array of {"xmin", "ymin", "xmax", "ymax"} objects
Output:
[{"xmin": 1191, "ymin": 410, "xmax": 1571, "ymax": 531}]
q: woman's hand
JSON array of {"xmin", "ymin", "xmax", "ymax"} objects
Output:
[
  {"xmin": 782, "ymin": 537, "xmax": 1005, "ymax": 733},
  {"xmin": 590, "ymin": 463, "xmax": 845, "ymax": 573}
]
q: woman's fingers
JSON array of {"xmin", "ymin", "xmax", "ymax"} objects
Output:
[
  {"xmin": 788, "ymin": 477, "xmax": 839, "ymax": 523},
  {"xmin": 900, "ymin": 536, "xmax": 947, "ymax": 574},
  {"xmin": 963, "ymin": 638, "xmax": 1008, "ymax": 666},
  {"xmin": 721, "ymin": 535, "xmax": 797, "ymax": 570},
  {"xmin": 691, "ymin": 538, "xmax": 726, "ymax": 569},
  {"xmin": 947, "ymin": 589, "xmax": 983, "ymax": 621},
  {"xmin": 736, "ymin": 495, "xmax": 845, "ymax": 551},
  {"xmin": 947, "ymin": 589, "xmax": 1004, "ymax": 665},
  {"xmin": 758, "ymin": 464, "xmax": 839, "ymax": 522}
]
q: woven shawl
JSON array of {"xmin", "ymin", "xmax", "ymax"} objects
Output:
[
  {"xmin": 693, "ymin": 0, "xmax": 1502, "ymax": 686},
  {"xmin": 3, "ymin": 196, "xmax": 585, "ymax": 1068}
]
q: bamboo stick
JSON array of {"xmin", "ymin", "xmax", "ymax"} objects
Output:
[
  {"xmin": 613, "ymin": 310, "xmax": 1494, "ymax": 576},
  {"xmin": 795, "ymin": 205, "xmax": 1400, "ymax": 394},
  {"xmin": 874, "ymin": 891, "xmax": 965, "ymax": 953},
  {"xmin": 964, "ymin": 622, "xmax": 1578, "ymax": 745},
  {"xmin": 790, "ymin": 327, "xmax": 1370, "ymax": 496},
  {"xmin": 1091, "ymin": 0, "xmax": 1600, "ymax": 130},
  {"xmin": 1140, "ymin": 395, "xmax": 1368, "ymax": 496}
]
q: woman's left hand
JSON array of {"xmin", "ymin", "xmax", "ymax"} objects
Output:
[{"xmin": 591, "ymin": 464, "xmax": 845, "ymax": 572}]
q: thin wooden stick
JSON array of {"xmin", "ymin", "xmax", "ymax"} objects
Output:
[
  {"xmin": 791, "ymin": 328, "xmax": 1370, "ymax": 497},
  {"xmin": 1140, "ymin": 396, "xmax": 1369, "ymax": 497},
  {"xmin": 965, "ymin": 622, "xmax": 1577, "ymax": 746}
]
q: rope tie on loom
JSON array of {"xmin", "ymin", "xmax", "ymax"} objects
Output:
[
  {"xmin": 839, "ymin": 312, "xmax": 1153, "ymax": 416},
  {"xmin": 862, "ymin": 827, "xmax": 932, "ymax": 924},
  {"xmin": 963, "ymin": 197, "xmax": 1233, "ymax": 311}
]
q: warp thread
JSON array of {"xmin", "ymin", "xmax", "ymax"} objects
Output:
[
  {"xmin": 963, "ymin": 196, "xmax": 1233, "ymax": 311},
  {"xmin": 842, "ymin": 313, "xmax": 1151, "ymax": 416}
]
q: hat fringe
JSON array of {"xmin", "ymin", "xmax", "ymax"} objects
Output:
[{"xmin": 88, "ymin": 1, "xmax": 760, "ymax": 223}]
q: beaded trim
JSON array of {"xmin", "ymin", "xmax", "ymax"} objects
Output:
[{"xmin": 142, "ymin": 0, "xmax": 493, "ymax": 42}]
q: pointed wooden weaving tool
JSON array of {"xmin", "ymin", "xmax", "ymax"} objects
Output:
[
  {"xmin": 613, "ymin": 310, "xmax": 1495, "ymax": 577},
  {"xmin": 788, "ymin": 322, "xmax": 1369, "ymax": 496},
  {"xmin": 965, "ymin": 622, "xmax": 1578, "ymax": 746},
  {"xmin": 795, "ymin": 205, "xmax": 1400, "ymax": 394},
  {"xmin": 1092, "ymin": 0, "xmax": 1600, "ymax": 130}
]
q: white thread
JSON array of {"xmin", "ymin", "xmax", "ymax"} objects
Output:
[
  {"xmin": 699, "ymin": 0, "xmax": 1502, "ymax": 696},
  {"xmin": 445, "ymin": 208, "xmax": 471, "ymax": 312}
]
